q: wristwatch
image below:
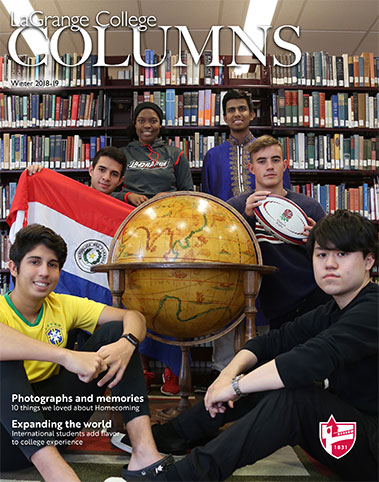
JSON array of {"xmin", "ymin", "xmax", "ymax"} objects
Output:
[
  {"xmin": 120, "ymin": 333, "xmax": 139, "ymax": 348},
  {"xmin": 232, "ymin": 374, "xmax": 247, "ymax": 397}
]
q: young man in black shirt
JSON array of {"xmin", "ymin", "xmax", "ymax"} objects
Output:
[{"xmin": 124, "ymin": 210, "xmax": 378, "ymax": 482}]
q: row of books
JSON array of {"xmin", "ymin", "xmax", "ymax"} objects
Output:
[
  {"xmin": 166, "ymin": 132, "xmax": 228, "ymax": 168},
  {"xmin": 2, "ymin": 132, "xmax": 377, "ymax": 172},
  {"xmin": 2, "ymin": 50, "xmax": 378, "ymax": 90},
  {"xmin": 292, "ymin": 180, "xmax": 379, "ymax": 221},
  {"xmin": 0, "ymin": 91, "xmax": 111, "ymax": 129},
  {"xmin": 132, "ymin": 50, "xmax": 224, "ymax": 87},
  {"xmin": 133, "ymin": 89, "xmax": 230, "ymax": 127},
  {"xmin": 0, "ymin": 134, "xmax": 110, "ymax": 170},
  {"xmin": 278, "ymin": 134, "xmax": 379, "ymax": 171},
  {"xmin": 271, "ymin": 51, "xmax": 379, "ymax": 88},
  {"xmin": 0, "ymin": 130, "xmax": 226, "ymax": 171},
  {"xmin": 0, "ymin": 54, "xmax": 102, "ymax": 89},
  {"xmin": 272, "ymin": 90, "xmax": 379, "ymax": 129}
]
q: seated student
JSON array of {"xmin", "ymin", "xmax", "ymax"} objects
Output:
[
  {"xmin": 121, "ymin": 210, "xmax": 378, "ymax": 482},
  {"xmin": 0, "ymin": 224, "xmax": 173, "ymax": 481}
]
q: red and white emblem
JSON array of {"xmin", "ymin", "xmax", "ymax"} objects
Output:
[{"xmin": 319, "ymin": 415, "xmax": 356, "ymax": 459}]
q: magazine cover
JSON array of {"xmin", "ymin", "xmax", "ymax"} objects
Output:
[{"xmin": 0, "ymin": 1, "xmax": 378, "ymax": 481}]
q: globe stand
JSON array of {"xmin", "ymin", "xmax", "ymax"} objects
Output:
[{"xmin": 93, "ymin": 263, "xmax": 277, "ymax": 421}]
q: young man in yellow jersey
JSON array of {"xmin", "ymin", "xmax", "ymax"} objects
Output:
[{"xmin": 0, "ymin": 224, "xmax": 173, "ymax": 481}]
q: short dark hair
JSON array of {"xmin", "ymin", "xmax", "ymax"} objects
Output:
[
  {"xmin": 92, "ymin": 147, "xmax": 127, "ymax": 175},
  {"xmin": 222, "ymin": 90, "xmax": 253, "ymax": 116},
  {"xmin": 9, "ymin": 224, "xmax": 68, "ymax": 273},
  {"xmin": 247, "ymin": 135, "xmax": 283, "ymax": 158},
  {"xmin": 307, "ymin": 210, "xmax": 378, "ymax": 264}
]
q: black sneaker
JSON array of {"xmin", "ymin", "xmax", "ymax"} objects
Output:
[
  {"xmin": 111, "ymin": 423, "xmax": 188, "ymax": 456},
  {"xmin": 122, "ymin": 454, "xmax": 174, "ymax": 481}
]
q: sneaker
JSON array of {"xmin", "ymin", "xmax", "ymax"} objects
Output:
[
  {"xmin": 144, "ymin": 370, "xmax": 155, "ymax": 391},
  {"xmin": 122, "ymin": 454, "xmax": 174, "ymax": 481},
  {"xmin": 160, "ymin": 367, "xmax": 180, "ymax": 396},
  {"xmin": 111, "ymin": 423, "xmax": 188, "ymax": 456}
]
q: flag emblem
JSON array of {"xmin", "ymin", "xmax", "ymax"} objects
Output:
[
  {"xmin": 75, "ymin": 239, "xmax": 109, "ymax": 273},
  {"xmin": 319, "ymin": 415, "xmax": 356, "ymax": 459}
]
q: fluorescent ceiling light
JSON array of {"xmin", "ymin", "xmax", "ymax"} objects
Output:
[
  {"xmin": 235, "ymin": 0, "xmax": 278, "ymax": 75},
  {"xmin": 2, "ymin": 0, "xmax": 48, "ymax": 56}
]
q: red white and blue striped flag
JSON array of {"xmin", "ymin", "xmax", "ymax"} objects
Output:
[
  {"xmin": 7, "ymin": 168, "xmax": 133, "ymax": 304},
  {"xmin": 7, "ymin": 168, "xmax": 182, "ymax": 374}
]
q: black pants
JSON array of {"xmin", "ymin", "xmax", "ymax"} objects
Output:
[
  {"xmin": 0, "ymin": 321, "xmax": 149, "ymax": 471},
  {"xmin": 170, "ymin": 386, "xmax": 378, "ymax": 481}
]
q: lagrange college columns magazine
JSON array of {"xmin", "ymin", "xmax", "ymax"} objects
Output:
[{"xmin": 1, "ymin": 1, "xmax": 378, "ymax": 481}]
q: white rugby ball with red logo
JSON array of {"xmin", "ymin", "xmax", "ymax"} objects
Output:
[{"xmin": 254, "ymin": 194, "xmax": 309, "ymax": 245}]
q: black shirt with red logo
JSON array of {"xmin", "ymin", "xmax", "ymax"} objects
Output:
[{"xmin": 113, "ymin": 139, "xmax": 194, "ymax": 201}]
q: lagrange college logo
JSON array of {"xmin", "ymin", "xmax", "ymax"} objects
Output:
[
  {"xmin": 319, "ymin": 415, "xmax": 356, "ymax": 459},
  {"xmin": 75, "ymin": 239, "xmax": 108, "ymax": 273}
]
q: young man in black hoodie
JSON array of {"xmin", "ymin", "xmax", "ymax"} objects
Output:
[{"xmin": 124, "ymin": 210, "xmax": 378, "ymax": 482}]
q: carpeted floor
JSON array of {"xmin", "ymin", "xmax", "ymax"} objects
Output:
[{"xmin": 0, "ymin": 445, "xmax": 343, "ymax": 482}]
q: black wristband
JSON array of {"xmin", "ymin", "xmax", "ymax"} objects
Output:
[{"xmin": 120, "ymin": 333, "xmax": 139, "ymax": 348}]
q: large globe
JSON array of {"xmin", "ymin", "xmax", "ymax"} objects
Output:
[{"xmin": 108, "ymin": 192, "xmax": 262, "ymax": 339}]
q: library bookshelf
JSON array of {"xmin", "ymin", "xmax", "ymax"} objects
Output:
[{"xmin": 1, "ymin": 51, "xmax": 378, "ymax": 289}]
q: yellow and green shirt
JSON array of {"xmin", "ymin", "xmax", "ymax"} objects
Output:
[{"xmin": 0, "ymin": 292, "xmax": 106, "ymax": 383}]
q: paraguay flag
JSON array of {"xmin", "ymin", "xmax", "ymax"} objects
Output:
[
  {"xmin": 7, "ymin": 168, "xmax": 182, "ymax": 374},
  {"xmin": 7, "ymin": 168, "xmax": 133, "ymax": 304}
]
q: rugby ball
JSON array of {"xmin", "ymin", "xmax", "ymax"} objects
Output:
[{"xmin": 254, "ymin": 194, "xmax": 309, "ymax": 245}]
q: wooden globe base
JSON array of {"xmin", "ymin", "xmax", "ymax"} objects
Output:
[{"xmin": 93, "ymin": 263, "xmax": 277, "ymax": 420}]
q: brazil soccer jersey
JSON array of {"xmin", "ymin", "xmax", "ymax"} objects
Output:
[{"xmin": 0, "ymin": 292, "xmax": 105, "ymax": 383}]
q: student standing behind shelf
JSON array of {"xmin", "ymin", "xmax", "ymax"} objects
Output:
[
  {"xmin": 201, "ymin": 89, "xmax": 291, "ymax": 202},
  {"xmin": 124, "ymin": 210, "xmax": 378, "ymax": 482},
  {"xmin": 112, "ymin": 102, "xmax": 194, "ymax": 207},
  {"xmin": 0, "ymin": 224, "xmax": 173, "ymax": 482}
]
